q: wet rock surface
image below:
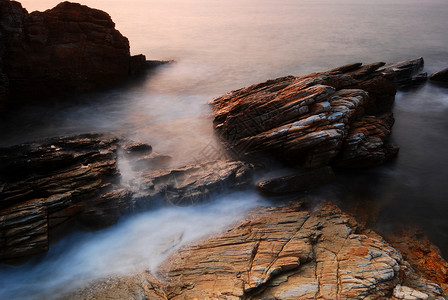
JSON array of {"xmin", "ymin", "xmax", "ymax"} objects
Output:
[
  {"xmin": 0, "ymin": 0, "xmax": 151, "ymax": 108},
  {"xmin": 0, "ymin": 133, "xmax": 254, "ymax": 263},
  {"xmin": 211, "ymin": 58, "xmax": 425, "ymax": 168},
  {"xmin": 159, "ymin": 202, "xmax": 446, "ymax": 299}
]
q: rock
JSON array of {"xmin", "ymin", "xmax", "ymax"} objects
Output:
[
  {"xmin": 257, "ymin": 166, "xmax": 335, "ymax": 195},
  {"xmin": 58, "ymin": 271, "xmax": 167, "ymax": 300},
  {"xmin": 0, "ymin": 0, "xmax": 151, "ymax": 108},
  {"xmin": 333, "ymin": 112, "xmax": 400, "ymax": 167},
  {"xmin": 378, "ymin": 57, "xmax": 425, "ymax": 88},
  {"xmin": 412, "ymin": 72, "xmax": 428, "ymax": 85},
  {"xmin": 122, "ymin": 142, "xmax": 153, "ymax": 157},
  {"xmin": 137, "ymin": 160, "xmax": 255, "ymax": 206},
  {"xmin": 159, "ymin": 202, "xmax": 446, "ymax": 299},
  {"xmin": 0, "ymin": 133, "xmax": 254, "ymax": 263},
  {"xmin": 430, "ymin": 68, "xmax": 448, "ymax": 83},
  {"xmin": 211, "ymin": 60, "xmax": 410, "ymax": 168},
  {"xmin": 0, "ymin": 133, "xmax": 125, "ymax": 262},
  {"xmin": 132, "ymin": 153, "xmax": 172, "ymax": 171},
  {"xmin": 385, "ymin": 228, "xmax": 448, "ymax": 294}
]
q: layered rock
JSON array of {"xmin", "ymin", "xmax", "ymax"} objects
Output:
[
  {"xmin": 159, "ymin": 202, "xmax": 446, "ymax": 299},
  {"xmin": 378, "ymin": 57, "xmax": 426, "ymax": 87},
  {"xmin": 0, "ymin": 0, "xmax": 151, "ymax": 108},
  {"xmin": 0, "ymin": 133, "xmax": 254, "ymax": 263},
  {"xmin": 211, "ymin": 59, "xmax": 424, "ymax": 168}
]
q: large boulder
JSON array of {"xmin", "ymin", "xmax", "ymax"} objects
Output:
[
  {"xmin": 159, "ymin": 202, "xmax": 446, "ymax": 299},
  {"xmin": 0, "ymin": 0, "xmax": 149, "ymax": 108},
  {"xmin": 0, "ymin": 133, "xmax": 254, "ymax": 263},
  {"xmin": 211, "ymin": 60, "xmax": 426, "ymax": 168}
]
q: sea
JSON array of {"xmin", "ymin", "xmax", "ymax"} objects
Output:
[{"xmin": 1, "ymin": 0, "xmax": 448, "ymax": 298}]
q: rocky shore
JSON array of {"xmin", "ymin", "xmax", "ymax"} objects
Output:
[
  {"xmin": 1, "ymin": 1, "xmax": 447, "ymax": 296},
  {"xmin": 0, "ymin": 56, "xmax": 447, "ymax": 298},
  {"xmin": 58, "ymin": 201, "xmax": 448, "ymax": 300},
  {"xmin": 0, "ymin": 133, "xmax": 254, "ymax": 263},
  {"xmin": 0, "ymin": 0, "xmax": 164, "ymax": 110}
]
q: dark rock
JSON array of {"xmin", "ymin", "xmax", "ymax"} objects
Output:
[
  {"xmin": 430, "ymin": 67, "xmax": 448, "ymax": 83},
  {"xmin": 257, "ymin": 166, "xmax": 335, "ymax": 195},
  {"xmin": 378, "ymin": 57, "xmax": 425, "ymax": 88},
  {"xmin": 411, "ymin": 72, "xmax": 428, "ymax": 85},
  {"xmin": 211, "ymin": 60, "xmax": 416, "ymax": 168},
  {"xmin": 0, "ymin": 133, "xmax": 255, "ymax": 263},
  {"xmin": 0, "ymin": 0, "xmax": 153, "ymax": 108}
]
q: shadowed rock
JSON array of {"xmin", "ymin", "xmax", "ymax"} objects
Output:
[
  {"xmin": 0, "ymin": 134, "xmax": 254, "ymax": 263},
  {"xmin": 257, "ymin": 166, "xmax": 335, "ymax": 195},
  {"xmin": 159, "ymin": 202, "xmax": 446, "ymax": 299},
  {"xmin": 378, "ymin": 57, "xmax": 425, "ymax": 87},
  {"xmin": 0, "ymin": 0, "xmax": 154, "ymax": 108},
  {"xmin": 430, "ymin": 68, "xmax": 448, "ymax": 83}
]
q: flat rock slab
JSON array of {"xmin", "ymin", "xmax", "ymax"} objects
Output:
[{"xmin": 159, "ymin": 202, "xmax": 445, "ymax": 299}]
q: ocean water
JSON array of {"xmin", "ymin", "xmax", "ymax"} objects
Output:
[{"xmin": 1, "ymin": 0, "xmax": 448, "ymax": 297}]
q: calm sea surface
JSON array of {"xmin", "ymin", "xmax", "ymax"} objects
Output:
[{"xmin": 1, "ymin": 0, "xmax": 448, "ymax": 298}]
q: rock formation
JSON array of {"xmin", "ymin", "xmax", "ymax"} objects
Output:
[
  {"xmin": 159, "ymin": 202, "xmax": 445, "ymax": 299},
  {"xmin": 211, "ymin": 58, "xmax": 424, "ymax": 168},
  {"xmin": 430, "ymin": 68, "xmax": 448, "ymax": 83},
  {"xmin": 0, "ymin": 0, "xmax": 151, "ymax": 109},
  {"xmin": 0, "ymin": 133, "xmax": 254, "ymax": 263}
]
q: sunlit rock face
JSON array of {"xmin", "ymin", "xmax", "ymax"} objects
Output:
[
  {"xmin": 0, "ymin": 0, "xmax": 147, "ymax": 107},
  {"xmin": 159, "ymin": 202, "xmax": 445, "ymax": 300},
  {"xmin": 211, "ymin": 58, "xmax": 424, "ymax": 168},
  {"xmin": 0, "ymin": 133, "xmax": 254, "ymax": 263}
]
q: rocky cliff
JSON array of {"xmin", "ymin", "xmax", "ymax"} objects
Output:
[{"xmin": 0, "ymin": 0, "xmax": 149, "ymax": 109}]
